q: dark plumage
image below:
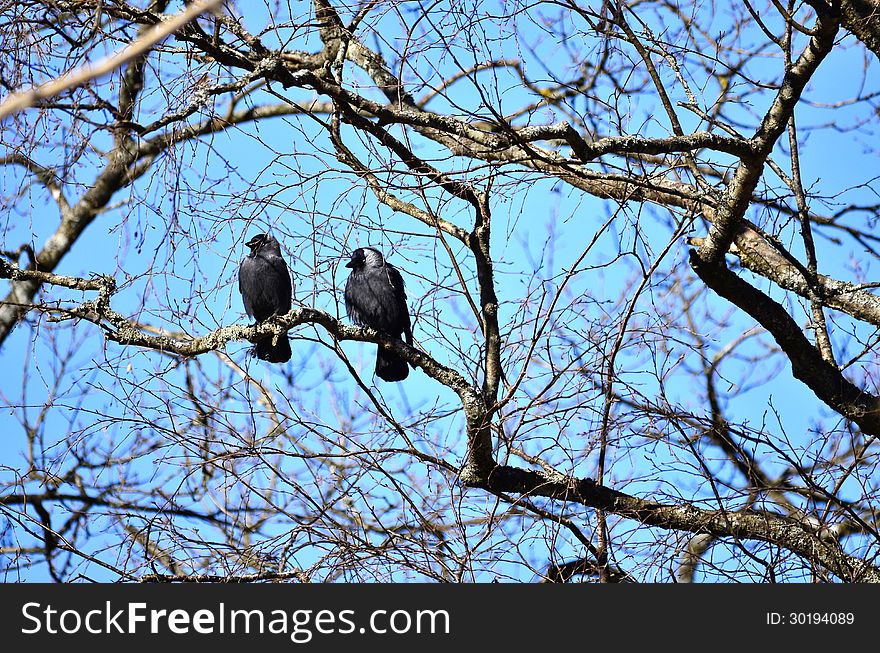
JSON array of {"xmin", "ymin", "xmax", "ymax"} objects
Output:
[
  {"xmin": 238, "ymin": 233, "xmax": 293, "ymax": 363},
  {"xmin": 344, "ymin": 247, "xmax": 413, "ymax": 382}
]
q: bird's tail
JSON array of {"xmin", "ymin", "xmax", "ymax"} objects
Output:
[
  {"xmin": 375, "ymin": 348, "xmax": 409, "ymax": 382},
  {"xmin": 255, "ymin": 335, "xmax": 292, "ymax": 363}
]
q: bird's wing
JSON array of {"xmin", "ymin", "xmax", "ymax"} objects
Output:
[
  {"xmin": 344, "ymin": 270, "xmax": 380, "ymax": 327},
  {"xmin": 240, "ymin": 254, "xmax": 290, "ymax": 321},
  {"xmin": 345, "ymin": 268, "xmax": 397, "ymax": 333},
  {"xmin": 386, "ymin": 264, "xmax": 413, "ymax": 344},
  {"xmin": 238, "ymin": 257, "xmax": 257, "ymax": 318},
  {"xmin": 267, "ymin": 253, "xmax": 293, "ymax": 313}
]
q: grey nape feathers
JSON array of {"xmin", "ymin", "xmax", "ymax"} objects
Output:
[
  {"xmin": 344, "ymin": 247, "xmax": 413, "ymax": 382},
  {"xmin": 238, "ymin": 233, "xmax": 293, "ymax": 363}
]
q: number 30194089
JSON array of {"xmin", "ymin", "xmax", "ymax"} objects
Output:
[{"xmin": 766, "ymin": 612, "xmax": 855, "ymax": 625}]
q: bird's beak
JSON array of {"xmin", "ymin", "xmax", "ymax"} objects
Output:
[
  {"xmin": 245, "ymin": 236, "xmax": 260, "ymax": 248},
  {"xmin": 344, "ymin": 256, "xmax": 355, "ymax": 268}
]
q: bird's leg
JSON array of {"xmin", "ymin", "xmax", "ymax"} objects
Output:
[{"xmin": 266, "ymin": 313, "xmax": 289, "ymax": 345}]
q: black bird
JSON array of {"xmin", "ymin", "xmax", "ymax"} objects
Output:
[
  {"xmin": 344, "ymin": 247, "xmax": 413, "ymax": 382},
  {"xmin": 238, "ymin": 233, "xmax": 292, "ymax": 363}
]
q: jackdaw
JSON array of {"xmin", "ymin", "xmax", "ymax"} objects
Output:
[
  {"xmin": 238, "ymin": 232, "xmax": 292, "ymax": 363},
  {"xmin": 344, "ymin": 247, "xmax": 413, "ymax": 382}
]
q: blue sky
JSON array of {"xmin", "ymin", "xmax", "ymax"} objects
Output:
[{"xmin": 2, "ymin": 1, "xmax": 879, "ymax": 582}]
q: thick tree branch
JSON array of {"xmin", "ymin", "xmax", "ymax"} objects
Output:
[
  {"xmin": 698, "ymin": 10, "xmax": 840, "ymax": 262},
  {"xmin": 838, "ymin": 0, "xmax": 880, "ymax": 61},
  {"xmin": 690, "ymin": 251, "xmax": 880, "ymax": 435},
  {"xmin": 474, "ymin": 464, "xmax": 880, "ymax": 583},
  {"xmin": 689, "ymin": 226, "xmax": 880, "ymax": 327}
]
